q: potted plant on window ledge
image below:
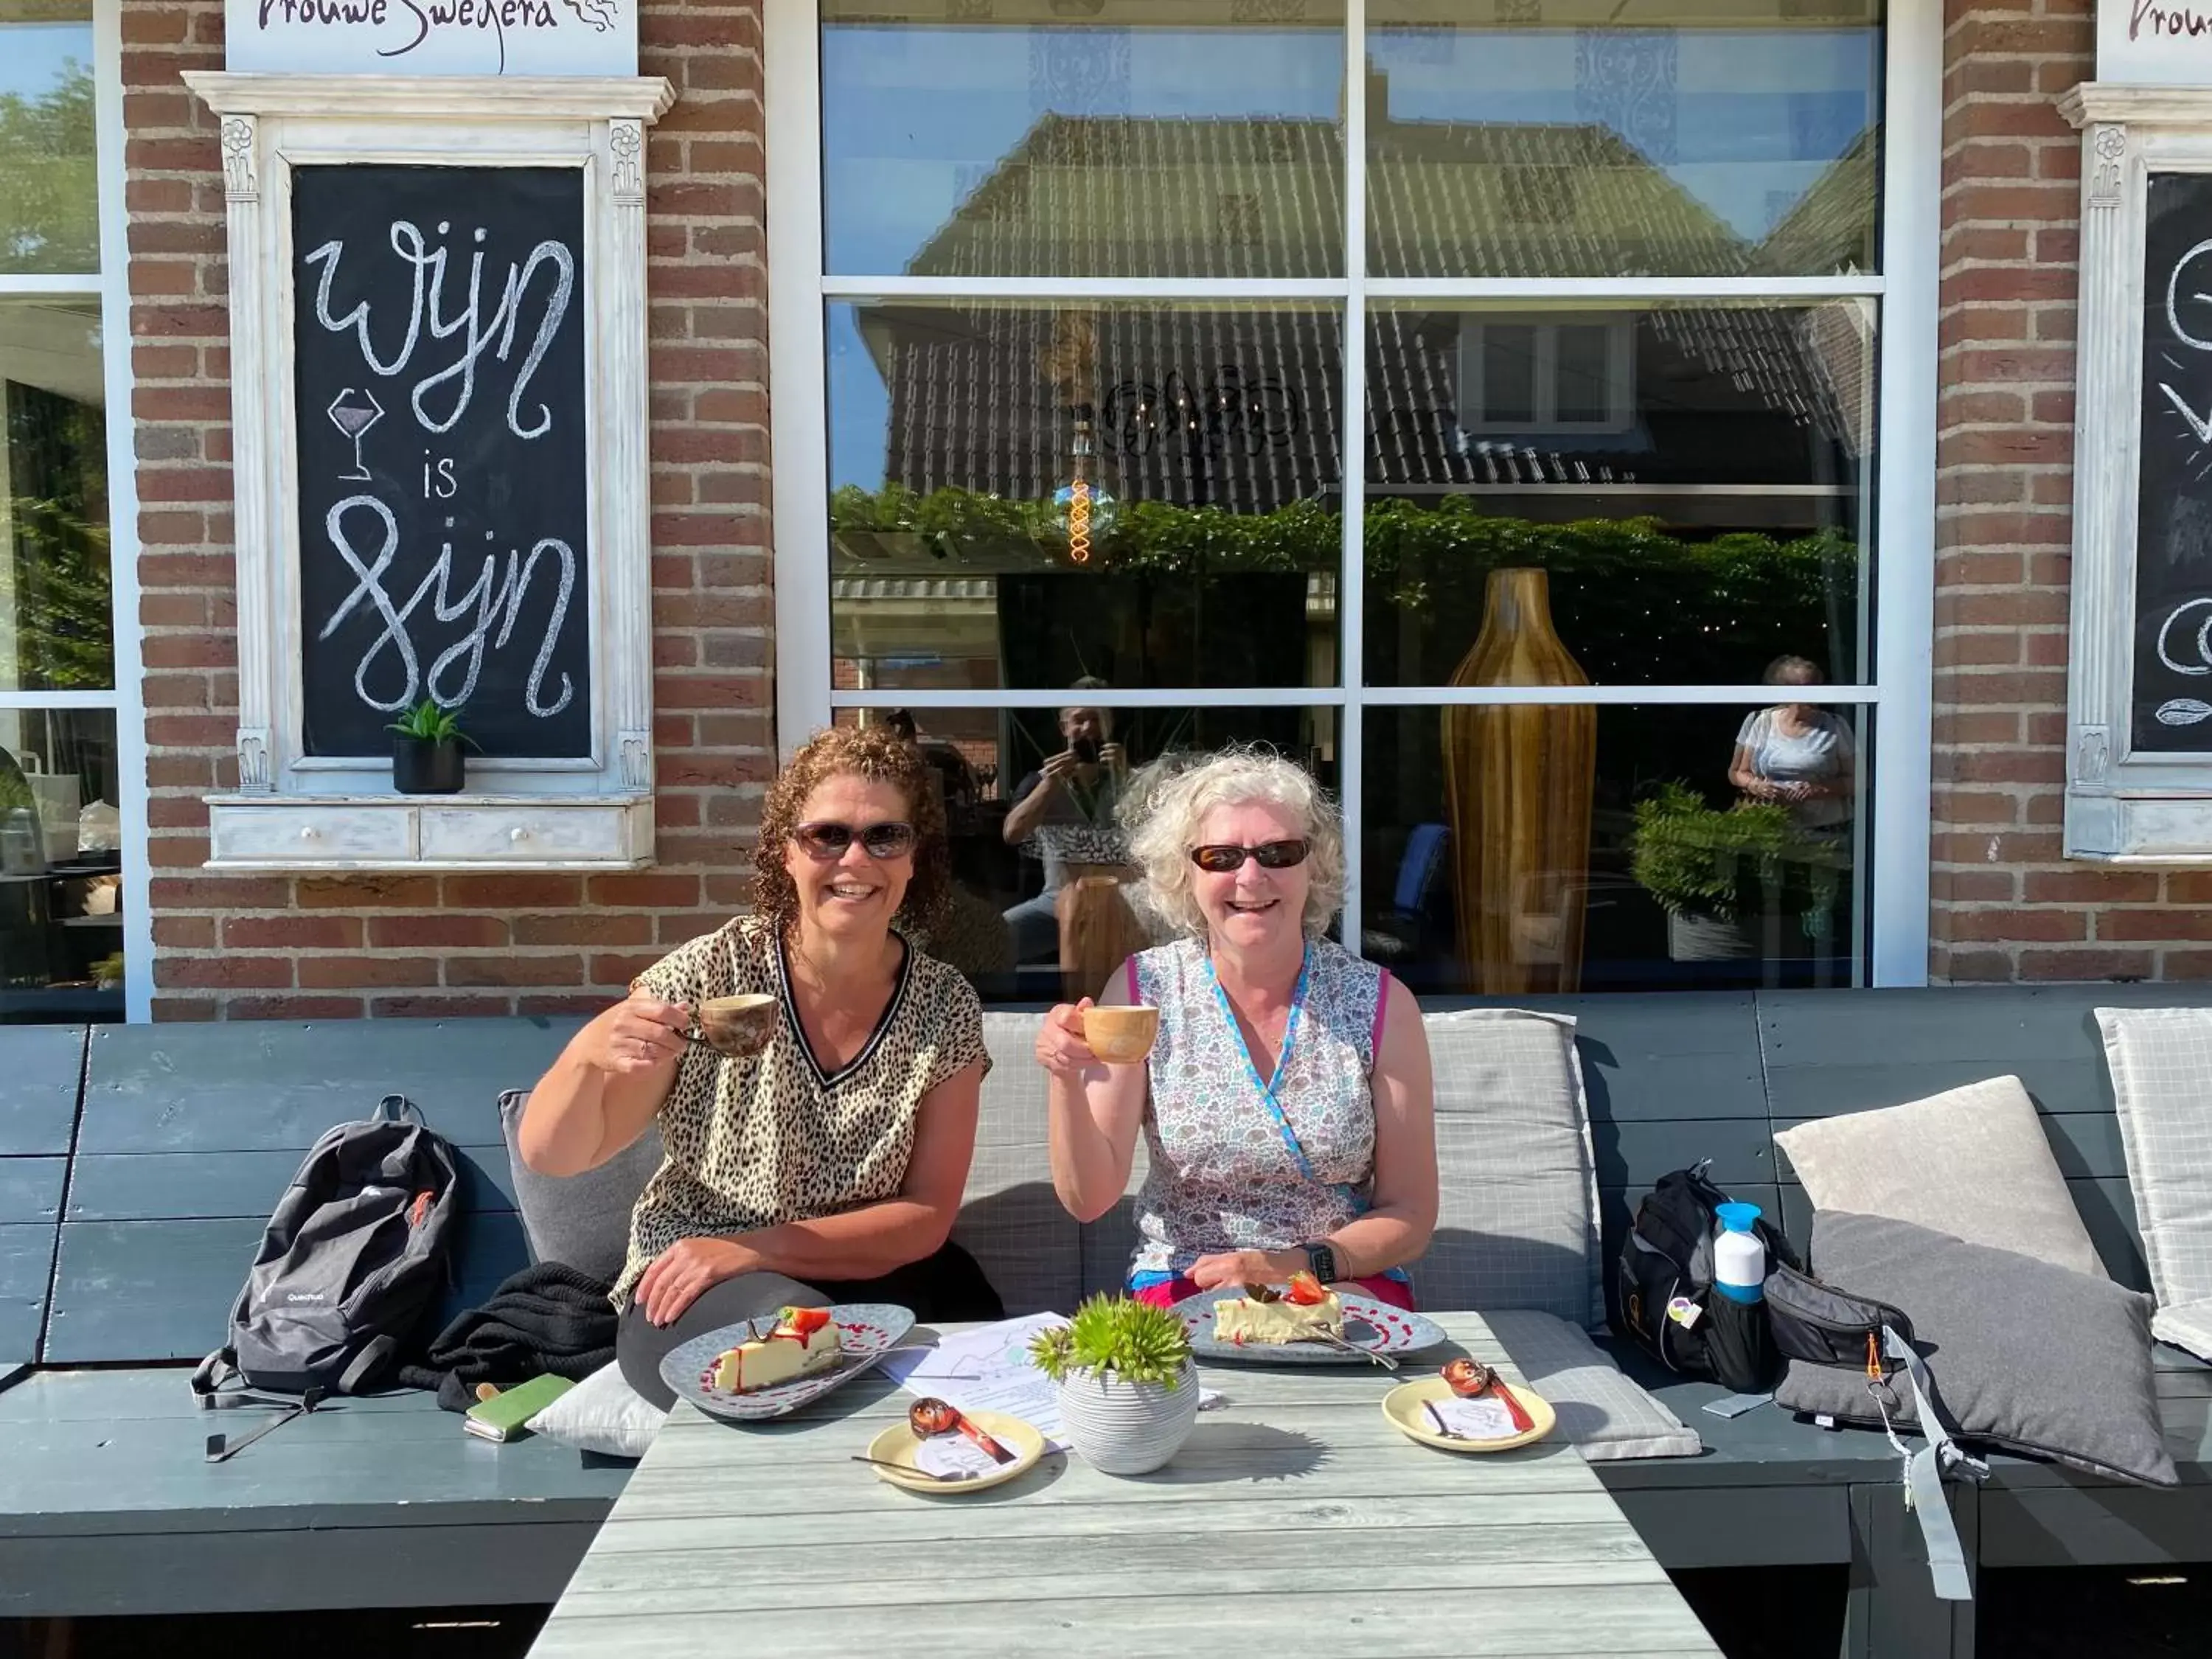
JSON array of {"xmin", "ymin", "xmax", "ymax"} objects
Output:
[
  {"xmin": 389, "ymin": 699, "xmax": 475, "ymax": 796},
  {"xmin": 1629, "ymin": 782, "xmax": 1847, "ymax": 964}
]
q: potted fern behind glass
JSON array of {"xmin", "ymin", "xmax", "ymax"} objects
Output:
[
  {"xmin": 1029, "ymin": 1294, "xmax": 1200, "ymax": 1475},
  {"xmin": 389, "ymin": 699, "xmax": 474, "ymax": 796}
]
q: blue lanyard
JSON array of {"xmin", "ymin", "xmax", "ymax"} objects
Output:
[{"xmin": 1205, "ymin": 947, "xmax": 1315, "ymax": 1178}]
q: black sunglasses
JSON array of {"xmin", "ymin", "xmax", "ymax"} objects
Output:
[
  {"xmin": 1189, "ymin": 839, "xmax": 1310, "ymax": 874},
  {"xmin": 792, "ymin": 821, "xmax": 917, "ymax": 861}
]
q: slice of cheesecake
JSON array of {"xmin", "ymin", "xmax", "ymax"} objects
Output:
[
  {"xmin": 711, "ymin": 1306, "xmax": 843, "ymax": 1393},
  {"xmin": 1212, "ymin": 1274, "xmax": 1346, "ymax": 1346}
]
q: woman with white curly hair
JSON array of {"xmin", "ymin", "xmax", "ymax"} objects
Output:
[{"xmin": 1034, "ymin": 746, "xmax": 1438, "ymax": 1310}]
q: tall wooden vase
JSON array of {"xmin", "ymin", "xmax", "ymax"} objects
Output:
[{"xmin": 1441, "ymin": 568, "xmax": 1596, "ymax": 995}]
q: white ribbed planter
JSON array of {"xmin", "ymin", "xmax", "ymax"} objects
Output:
[{"xmin": 1056, "ymin": 1360, "xmax": 1200, "ymax": 1475}]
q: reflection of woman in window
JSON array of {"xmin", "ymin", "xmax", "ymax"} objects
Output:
[{"xmin": 1730, "ymin": 655, "xmax": 1855, "ymax": 834}]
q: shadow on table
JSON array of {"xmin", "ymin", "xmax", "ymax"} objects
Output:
[{"xmin": 1138, "ymin": 1422, "xmax": 1330, "ymax": 1485}]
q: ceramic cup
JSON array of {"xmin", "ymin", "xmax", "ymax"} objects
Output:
[
  {"xmin": 695, "ymin": 992, "xmax": 778, "ymax": 1059},
  {"xmin": 1082, "ymin": 1004, "xmax": 1160, "ymax": 1065}
]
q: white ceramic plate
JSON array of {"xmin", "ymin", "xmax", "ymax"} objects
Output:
[
  {"xmin": 660, "ymin": 1303, "xmax": 914, "ymax": 1421},
  {"xmin": 862, "ymin": 1408, "xmax": 1048, "ymax": 1495},
  {"xmin": 1167, "ymin": 1290, "xmax": 1447, "ymax": 1364}
]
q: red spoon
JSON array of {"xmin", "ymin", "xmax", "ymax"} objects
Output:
[{"xmin": 909, "ymin": 1396, "xmax": 1015, "ymax": 1464}]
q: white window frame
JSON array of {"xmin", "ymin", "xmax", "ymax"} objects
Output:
[
  {"xmin": 0, "ymin": 0, "xmax": 153, "ymax": 1018},
  {"xmin": 1458, "ymin": 314, "xmax": 1635, "ymax": 437},
  {"xmin": 765, "ymin": 0, "xmax": 1939, "ymax": 987}
]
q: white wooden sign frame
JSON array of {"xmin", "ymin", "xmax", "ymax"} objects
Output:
[
  {"xmin": 2059, "ymin": 83, "xmax": 2212, "ymax": 862},
  {"xmin": 184, "ymin": 72, "xmax": 672, "ymax": 871}
]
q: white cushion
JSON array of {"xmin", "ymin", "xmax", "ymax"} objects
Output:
[
  {"xmin": 526, "ymin": 1360, "xmax": 664, "ymax": 1459},
  {"xmin": 1421, "ymin": 1009, "xmax": 1604, "ymax": 1329},
  {"xmin": 1485, "ymin": 1310, "xmax": 1700, "ymax": 1460},
  {"xmin": 1773, "ymin": 1075, "xmax": 2104, "ymax": 1279},
  {"xmin": 2096, "ymin": 1008, "xmax": 2212, "ymax": 1351}
]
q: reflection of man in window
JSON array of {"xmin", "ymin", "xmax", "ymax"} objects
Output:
[
  {"xmin": 1729, "ymin": 655, "xmax": 1856, "ymax": 835},
  {"xmin": 1000, "ymin": 681, "xmax": 1129, "ymax": 965}
]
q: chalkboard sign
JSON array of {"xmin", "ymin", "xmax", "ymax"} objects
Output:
[
  {"xmin": 2135, "ymin": 172, "xmax": 2212, "ymax": 751},
  {"xmin": 292, "ymin": 164, "xmax": 591, "ymax": 760}
]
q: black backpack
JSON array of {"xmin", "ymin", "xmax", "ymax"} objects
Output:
[
  {"xmin": 1612, "ymin": 1161, "xmax": 1798, "ymax": 1391},
  {"xmin": 193, "ymin": 1095, "xmax": 461, "ymax": 1418}
]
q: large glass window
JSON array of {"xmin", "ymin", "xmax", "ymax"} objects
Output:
[
  {"xmin": 0, "ymin": 3, "xmax": 125, "ymax": 1019},
  {"xmin": 796, "ymin": 0, "xmax": 1893, "ymax": 998}
]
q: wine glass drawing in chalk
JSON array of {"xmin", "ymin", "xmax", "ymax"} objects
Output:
[{"xmin": 327, "ymin": 388, "xmax": 386, "ymax": 482}]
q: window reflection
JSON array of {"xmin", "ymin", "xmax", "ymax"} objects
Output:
[
  {"xmin": 1363, "ymin": 702, "xmax": 1863, "ymax": 997},
  {"xmin": 1367, "ymin": 1, "xmax": 1882, "ymax": 278},
  {"xmin": 1365, "ymin": 299, "xmax": 1871, "ymax": 687},
  {"xmin": 837, "ymin": 703, "xmax": 1335, "ymax": 1003},
  {"xmin": 0, "ymin": 299, "xmax": 111, "ymax": 692},
  {"xmin": 0, "ymin": 704, "xmax": 122, "ymax": 1015},
  {"xmin": 822, "ymin": 0, "xmax": 1346, "ymax": 279},
  {"xmin": 828, "ymin": 301, "xmax": 1342, "ymax": 692},
  {"xmin": 0, "ymin": 4, "xmax": 96, "ymax": 276}
]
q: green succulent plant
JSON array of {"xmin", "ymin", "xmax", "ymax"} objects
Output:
[
  {"xmin": 1028, "ymin": 1294, "xmax": 1192, "ymax": 1390},
  {"xmin": 388, "ymin": 698, "xmax": 477, "ymax": 748}
]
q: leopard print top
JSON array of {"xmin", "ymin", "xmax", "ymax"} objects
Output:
[{"xmin": 611, "ymin": 915, "xmax": 989, "ymax": 1309}]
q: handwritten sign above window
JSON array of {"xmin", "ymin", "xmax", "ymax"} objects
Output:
[
  {"xmin": 223, "ymin": 0, "xmax": 636, "ymax": 77},
  {"xmin": 2099, "ymin": 0, "xmax": 2212, "ymax": 86}
]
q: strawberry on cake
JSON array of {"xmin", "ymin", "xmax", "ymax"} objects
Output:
[
  {"xmin": 709, "ymin": 1306, "xmax": 842, "ymax": 1393},
  {"xmin": 1213, "ymin": 1270, "xmax": 1345, "ymax": 1346}
]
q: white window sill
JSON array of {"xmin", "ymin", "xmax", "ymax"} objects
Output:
[{"xmin": 204, "ymin": 792, "xmax": 653, "ymax": 871}]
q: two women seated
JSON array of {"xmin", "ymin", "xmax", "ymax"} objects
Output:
[{"xmin": 519, "ymin": 728, "xmax": 1439, "ymax": 1407}]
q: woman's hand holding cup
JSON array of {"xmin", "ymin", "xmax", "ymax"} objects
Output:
[
  {"xmin": 584, "ymin": 993, "xmax": 691, "ymax": 1075},
  {"xmin": 1036, "ymin": 1000, "xmax": 1102, "ymax": 1078}
]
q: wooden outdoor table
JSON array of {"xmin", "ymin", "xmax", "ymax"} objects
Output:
[{"xmin": 529, "ymin": 1312, "xmax": 1721, "ymax": 1658}]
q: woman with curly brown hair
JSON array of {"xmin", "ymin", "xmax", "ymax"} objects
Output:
[{"xmin": 520, "ymin": 725, "xmax": 1003, "ymax": 1408}]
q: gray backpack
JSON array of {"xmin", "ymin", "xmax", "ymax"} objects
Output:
[{"xmin": 192, "ymin": 1096, "xmax": 461, "ymax": 1436}]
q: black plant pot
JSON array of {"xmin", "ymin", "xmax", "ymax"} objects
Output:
[{"xmin": 393, "ymin": 736, "xmax": 465, "ymax": 795}]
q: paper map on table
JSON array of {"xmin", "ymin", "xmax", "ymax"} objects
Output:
[{"xmin": 879, "ymin": 1313, "xmax": 1220, "ymax": 1450}]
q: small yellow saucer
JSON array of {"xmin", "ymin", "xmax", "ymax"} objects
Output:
[
  {"xmin": 863, "ymin": 1409, "xmax": 1048, "ymax": 1494},
  {"xmin": 1382, "ymin": 1375, "xmax": 1556, "ymax": 1453}
]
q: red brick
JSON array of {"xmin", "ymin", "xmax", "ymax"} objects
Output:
[
  {"xmin": 2016, "ymin": 947, "xmax": 2157, "ymax": 982},
  {"xmin": 296, "ymin": 876, "xmax": 442, "ymax": 909},
  {"xmin": 157, "ymin": 956, "xmax": 297, "ymax": 990},
  {"xmin": 226, "ymin": 996, "xmax": 369, "ymax": 1020},
  {"xmin": 445, "ymin": 955, "xmax": 585, "ymax": 987},
  {"xmin": 369, "ymin": 995, "xmax": 515, "ymax": 1019},
  {"xmin": 2095, "ymin": 910, "xmax": 2212, "ymax": 942},
  {"xmin": 444, "ymin": 874, "xmax": 587, "ymax": 908},
  {"xmin": 514, "ymin": 913, "xmax": 654, "ymax": 946},
  {"xmin": 585, "ymin": 873, "xmax": 701, "ymax": 908},
  {"xmin": 367, "ymin": 914, "xmax": 511, "ymax": 949},
  {"xmin": 223, "ymin": 916, "xmax": 364, "ymax": 950},
  {"xmin": 297, "ymin": 955, "xmax": 443, "ymax": 990}
]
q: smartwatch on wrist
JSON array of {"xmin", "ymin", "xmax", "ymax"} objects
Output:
[{"xmin": 1303, "ymin": 1241, "xmax": 1340, "ymax": 1285}]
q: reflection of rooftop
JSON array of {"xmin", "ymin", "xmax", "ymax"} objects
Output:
[{"xmin": 869, "ymin": 94, "xmax": 1873, "ymax": 514}]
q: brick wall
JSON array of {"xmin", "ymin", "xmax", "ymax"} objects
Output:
[
  {"xmin": 122, "ymin": 0, "xmax": 773, "ymax": 1018},
  {"xmin": 1927, "ymin": 0, "xmax": 2212, "ymax": 981}
]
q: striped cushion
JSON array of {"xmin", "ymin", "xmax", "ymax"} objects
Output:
[
  {"xmin": 2096, "ymin": 1007, "xmax": 2212, "ymax": 1355},
  {"xmin": 1419, "ymin": 1009, "xmax": 1604, "ymax": 1329}
]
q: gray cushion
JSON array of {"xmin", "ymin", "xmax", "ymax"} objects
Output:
[
  {"xmin": 1485, "ymin": 1309, "xmax": 1701, "ymax": 1459},
  {"xmin": 1776, "ymin": 1211, "xmax": 2177, "ymax": 1487},
  {"xmin": 2096, "ymin": 1007, "xmax": 2212, "ymax": 1352},
  {"xmin": 1420, "ymin": 1009, "xmax": 1604, "ymax": 1329},
  {"xmin": 1773, "ymin": 1075, "xmax": 2104, "ymax": 1279},
  {"xmin": 499, "ymin": 1089, "xmax": 662, "ymax": 1287},
  {"xmin": 959, "ymin": 1015, "xmax": 1082, "ymax": 1316}
]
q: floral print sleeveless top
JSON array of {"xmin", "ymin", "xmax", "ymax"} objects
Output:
[{"xmin": 1127, "ymin": 936, "xmax": 1388, "ymax": 1281}]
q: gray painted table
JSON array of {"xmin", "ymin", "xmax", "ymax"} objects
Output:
[{"xmin": 530, "ymin": 1313, "xmax": 1721, "ymax": 1658}]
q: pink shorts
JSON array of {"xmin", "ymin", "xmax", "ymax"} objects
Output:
[{"xmin": 1132, "ymin": 1273, "xmax": 1417, "ymax": 1312}]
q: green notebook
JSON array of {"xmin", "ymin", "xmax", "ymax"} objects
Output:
[{"xmin": 463, "ymin": 1374, "xmax": 575, "ymax": 1443}]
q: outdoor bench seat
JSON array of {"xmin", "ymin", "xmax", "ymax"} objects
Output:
[{"xmin": 2, "ymin": 983, "xmax": 2211, "ymax": 1659}]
